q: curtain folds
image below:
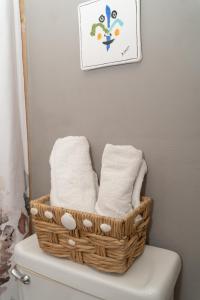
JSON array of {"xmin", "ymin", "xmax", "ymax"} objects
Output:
[{"xmin": 0, "ymin": 0, "xmax": 29, "ymax": 298}]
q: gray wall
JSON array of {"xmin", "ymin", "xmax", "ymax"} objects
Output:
[{"xmin": 25, "ymin": 0, "xmax": 200, "ymax": 299}]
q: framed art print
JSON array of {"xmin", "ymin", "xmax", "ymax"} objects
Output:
[{"xmin": 78, "ymin": 0, "xmax": 142, "ymax": 70}]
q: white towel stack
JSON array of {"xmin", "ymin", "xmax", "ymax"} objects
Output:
[
  {"xmin": 49, "ymin": 137, "xmax": 147, "ymax": 218},
  {"xmin": 132, "ymin": 159, "xmax": 147, "ymax": 209},
  {"xmin": 95, "ymin": 144, "xmax": 143, "ymax": 218},
  {"xmin": 50, "ymin": 136, "xmax": 98, "ymax": 212}
]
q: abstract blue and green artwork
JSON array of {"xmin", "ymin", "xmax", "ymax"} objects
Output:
[
  {"xmin": 90, "ymin": 5, "xmax": 124, "ymax": 51},
  {"xmin": 78, "ymin": 0, "xmax": 142, "ymax": 70}
]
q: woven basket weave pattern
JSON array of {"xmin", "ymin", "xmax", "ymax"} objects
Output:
[{"xmin": 31, "ymin": 195, "xmax": 151, "ymax": 273}]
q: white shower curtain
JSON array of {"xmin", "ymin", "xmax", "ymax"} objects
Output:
[{"xmin": 0, "ymin": 0, "xmax": 29, "ymax": 299}]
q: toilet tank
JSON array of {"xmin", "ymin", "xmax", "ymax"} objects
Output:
[
  {"xmin": 15, "ymin": 266, "xmax": 100, "ymax": 300},
  {"xmin": 13, "ymin": 235, "xmax": 181, "ymax": 300}
]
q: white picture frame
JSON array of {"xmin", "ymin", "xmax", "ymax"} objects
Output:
[{"xmin": 78, "ymin": 0, "xmax": 142, "ymax": 70}]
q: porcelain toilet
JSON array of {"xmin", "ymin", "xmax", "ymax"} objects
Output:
[{"xmin": 12, "ymin": 234, "xmax": 181, "ymax": 300}]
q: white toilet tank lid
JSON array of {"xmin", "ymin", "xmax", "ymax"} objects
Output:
[{"xmin": 14, "ymin": 235, "xmax": 181, "ymax": 300}]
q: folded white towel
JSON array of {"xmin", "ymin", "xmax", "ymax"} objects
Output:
[
  {"xmin": 50, "ymin": 136, "xmax": 98, "ymax": 212},
  {"xmin": 132, "ymin": 159, "xmax": 147, "ymax": 209},
  {"xmin": 95, "ymin": 144, "xmax": 143, "ymax": 218}
]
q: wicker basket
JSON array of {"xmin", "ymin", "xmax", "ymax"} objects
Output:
[{"xmin": 30, "ymin": 195, "xmax": 151, "ymax": 273}]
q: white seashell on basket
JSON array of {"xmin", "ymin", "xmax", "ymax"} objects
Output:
[
  {"xmin": 100, "ymin": 223, "xmax": 111, "ymax": 233},
  {"xmin": 134, "ymin": 215, "xmax": 143, "ymax": 224},
  {"xmin": 68, "ymin": 239, "xmax": 76, "ymax": 246},
  {"xmin": 44, "ymin": 211, "xmax": 53, "ymax": 219},
  {"xmin": 61, "ymin": 213, "xmax": 76, "ymax": 230},
  {"xmin": 30, "ymin": 207, "xmax": 38, "ymax": 216},
  {"xmin": 83, "ymin": 219, "xmax": 93, "ymax": 228}
]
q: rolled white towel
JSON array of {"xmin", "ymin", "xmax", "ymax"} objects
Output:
[
  {"xmin": 132, "ymin": 159, "xmax": 147, "ymax": 209},
  {"xmin": 95, "ymin": 144, "xmax": 143, "ymax": 218},
  {"xmin": 50, "ymin": 136, "xmax": 98, "ymax": 212}
]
